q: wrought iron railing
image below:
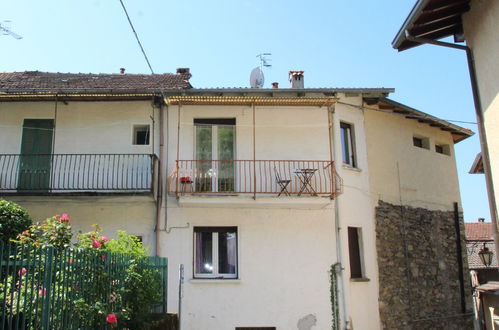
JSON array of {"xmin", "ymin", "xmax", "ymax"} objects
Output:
[
  {"xmin": 0, "ymin": 154, "xmax": 158, "ymax": 193},
  {"xmin": 169, "ymin": 160, "xmax": 343, "ymax": 198}
]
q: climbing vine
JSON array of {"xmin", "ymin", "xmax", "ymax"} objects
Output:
[{"xmin": 330, "ymin": 263, "xmax": 340, "ymax": 330}]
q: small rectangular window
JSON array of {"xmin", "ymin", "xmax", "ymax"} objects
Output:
[
  {"xmin": 340, "ymin": 122, "xmax": 356, "ymax": 167},
  {"xmin": 435, "ymin": 144, "xmax": 450, "ymax": 155},
  {"xmin": 413, "ymin": 135, "xmax": 429, "ymax": 149},
  {"xmin": 348, "ymin": 227, "xmax": 363, "ymax": 279},
  {"xmin": 413, "ymin": 137, "xmax": 423, "ymax": 148},
  {"xmin": 194, "ymin": 227, "xmax": 237, "ymax": 279},
  {"xmin": 133, "ymin": 125, "xmax": 150, "ymax": 145}
]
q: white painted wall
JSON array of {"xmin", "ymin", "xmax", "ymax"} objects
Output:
[
  {"xmin": 463, "ymin": 0, "xmax": 499, "ymax": 219},
  {"xmin": 0, "ymin": 100, "xmax": 160, "ymax": 250}
]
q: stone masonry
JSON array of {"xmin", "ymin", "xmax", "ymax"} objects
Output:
[{"xmin": 376, "ymin": 201, "xmax": 473, "ymax": 330}]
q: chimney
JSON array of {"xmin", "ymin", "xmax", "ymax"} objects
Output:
[
  {"xmin": 478, "ymin": 217, "xmax": 485, "ymax": 222},
  {"xmin": 176, "ymin": 68, "xmax": 190, "ymax": 74},
  {"xmin": 272, "ymin": 82, "xmax": 279, "ymax": 89},
  {"xmin": 289, "ymin": 71, "xmax": 304, "ymax": 88},
  {"xmin": 119, "ymin": 68, "xmax": 125, "ymax": 74}
]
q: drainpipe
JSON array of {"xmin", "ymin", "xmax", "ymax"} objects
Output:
[
  {"xmin": 329, "ymin": 104, "xmax": 350, "ymax": 329},
  {"xmin": 405, "ymin": 31, "xmax": 499, "ymax": 262},
  {"xmin": 155, "ymin": 100, "xmax": 166, "ymax": 256}
]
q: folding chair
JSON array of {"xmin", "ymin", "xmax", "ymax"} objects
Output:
[{"xmin": 274, "ymin": 167, "xmax": 291, "ymax": 197}]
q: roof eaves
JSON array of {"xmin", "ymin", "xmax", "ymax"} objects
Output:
[
  {"xmin": 376, "ymin": 98, "xmax": 474, "ymax": 143},
  {"xmin": 392, "ymin": 0, "xmax": 432, "ymax": 50}
]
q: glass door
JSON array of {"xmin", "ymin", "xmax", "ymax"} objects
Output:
[{"xmin": 194, "ymin": 119, "xmax": 235, "ymax": 193}]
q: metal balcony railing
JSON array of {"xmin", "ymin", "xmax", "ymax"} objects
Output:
[
  {"xmin": 0, "ymin": 154, "xmax": 158, "ymax": 193},
  {"xmin": 169, "ymin": 160, "xmax": 342, "ymax": 198}
]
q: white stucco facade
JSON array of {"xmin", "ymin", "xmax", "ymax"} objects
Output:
[
  {"xmin": 0, "ymin": 90, "xmax": 469, "ymax": 329},
  {"xmin": 157, "ymin": 93, "xmax": 466, "ymax": 330},
  {"xmin": 463, "ymin": 0, "xmax": 499, "ymax": 219},
  {"xmin": 0, "ymin": 99, "xmax": 160, "ymax": 246}
]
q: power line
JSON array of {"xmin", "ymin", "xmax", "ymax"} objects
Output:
[
  {"xmin": 337, "ymin": 101, "xmax": 477, "ymax": 126},
  {"xmin": 118, "ymin": 0, "xmax": 155, "ymax": 74}
]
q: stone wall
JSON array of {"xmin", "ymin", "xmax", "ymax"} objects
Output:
[{"xmin": 376, "ymin": 201, "xmax": 473, "ymax": 330}]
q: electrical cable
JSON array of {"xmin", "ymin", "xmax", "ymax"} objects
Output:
[
  {"xmin": 337, "ymin": 101, "xmax": 477, "ymax": 125},
  {"xmin": 118, "ymin": 0, "xmax": 155, "ymax": 74}
]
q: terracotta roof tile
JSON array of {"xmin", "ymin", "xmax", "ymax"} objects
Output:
[
  {"xmin": 0, "ymin": 71, "xmax": 192, "ymax": 93},
  {"xmin": 465, "ymin": 222, "xmax": 494, "ymax": 241},
  {"xmin": 466, "ymin": 241, "xmax": 498, "ymax": 269}
]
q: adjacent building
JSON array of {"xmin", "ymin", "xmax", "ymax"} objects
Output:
[{"xmin": 0, "ymin": 70, "xmax": 474, "ymax": 329}]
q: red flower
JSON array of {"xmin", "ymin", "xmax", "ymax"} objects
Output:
[
  {"xmin": 92, "ymin": 240, "xmax": 101, "ymax": 249},
  {"xmin": 106, "ymin": 313, "xmax": 117, "ymax": 327},
  {"xmin": 101, "ymin": 235, "xmax": 109, "ymax": 243},
  {"xmin": 180, "ymin": 176, "xmax": 192, "ymax": 183},
  {"xmin": 60, "ymin": 213, "xmax": 70, "ymax": 222},
  {"xmin": 18, "ymin": 268, "xmax": 27, "ymax": 276},
  {"xmin": 39, "ymin": 288, "xmax": 46, "ymax": 296},
  {"xmin": 69, "ymin": 258, "xmax": 74, "ymax": 264}
]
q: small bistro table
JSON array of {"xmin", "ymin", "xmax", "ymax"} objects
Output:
[{"xmin": 294, "ymin": 168, "xmax": 318, "ymax": 196}]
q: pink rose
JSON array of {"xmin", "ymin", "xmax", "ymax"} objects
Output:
[
  {"xmin": 18, "ymin": 268, "xmax": 26, "ymax": 276},
  {"xmin": 69, "ymin": 258, "xmax": 74, "ymax": 264},
  {"xmin": 106, "ymin": 313, "xmax": 117, "ymax": 327},
  {"xmin": 92, "ymin": 240, "xmax": 101, "ymax": 249},
  {"xmin": 101, "ymin": 235, "xmax": 109, "ymax": 243},
  {"xmin": 60, "ymin": 213, "xmax": 70, "ymax": 222},
  {"xmin": 39, "ymin": 288, "xmax": 46, "ymax": 296}
]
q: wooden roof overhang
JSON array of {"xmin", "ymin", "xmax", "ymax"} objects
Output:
[
  {"xmin": 393, "ymin": 0, "xmax": 471, "ymax": 51},
  {"xmin": 164, "ymin": 95, "xmax": 339, "ymax": 107},
  {"xmin": 365, "ymin": 97, "xmax": 474, "ymax": 143}
]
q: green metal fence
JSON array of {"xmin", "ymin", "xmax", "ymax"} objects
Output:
[{"xmin": 0, "ymin": 242, "xmax": 168, "ymax": 329}]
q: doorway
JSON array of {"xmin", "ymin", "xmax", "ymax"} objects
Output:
[
  {"xmin": 194, "ymin": 118, "xmax": 235, "ymax": 192},
  {"xmin": 18, "ymin": 119, "xmax": 54, "ymax": 192}
]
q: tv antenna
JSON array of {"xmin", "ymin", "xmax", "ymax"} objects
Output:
[
  {"xmin": 0, "ymin": 21, "xmax": 23, "ymax": 40},
  {"xmin": 250, "ymin": 53, "xmax": 272, "ymax": 88},
  {"xmin": 256, "ymin": 53, "xmax": 272, "ymax": 70}
]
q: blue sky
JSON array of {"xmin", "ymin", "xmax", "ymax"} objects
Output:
[{"xmin": 1, "ymin": 0, "xmax": 487, "ymax": 221}]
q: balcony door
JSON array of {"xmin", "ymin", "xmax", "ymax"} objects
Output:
[
  {"xmin": 18, "ymin": 119, "xmax": 54, "ymax": 192},
  {"xmin": 194, "ymin": 118, "xmax": 235, "ymax": 192}
]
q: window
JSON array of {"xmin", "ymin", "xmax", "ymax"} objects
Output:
[
  {"xmin": 413, "ymin": 137, "xmax": 423, "ymax": 148},
  {"xmin": 348, "ymin": 227, "xmax": 364, "ymax": 279},
  {"xmin": 194, "ymin": 227, "xmax": 237, "ymax": 278},
  {"xmin": 133, "ymin": 125, "xmax": 150, "ymax": 145},
  {"xmin": 194, "ymin": 118, "xmax": 235, "ymax": 192},
  {"xmin": 340, "ymin": 122, "xmax": 356, "ymax": 167},
  {"xmin": 435, "ymin": 143, "xmax": 450, "ymax": 155},
  {"xmin": 413, "ymin": 135, "xmax": 429, "ymax": 149}
]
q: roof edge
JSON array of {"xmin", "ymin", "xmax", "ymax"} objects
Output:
[
  {"xmin": 372, "ymin": 97, "xmax": 474, "ymax": 143},
  {"xmin": 392, "ymin": 0, "xmax": 432, "ymax": 50}
]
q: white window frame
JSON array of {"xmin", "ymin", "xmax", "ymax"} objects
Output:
[
  {"xmin": 193, "ymin": 227, "xmax": 238, "ymax": 279},
  {"xmin": 340, "ymin": 122, "xmax": 357, "ymax": 168},
  {"xmin": 132, "ymin": 124, "xmax": 151, "ymax": 145}
]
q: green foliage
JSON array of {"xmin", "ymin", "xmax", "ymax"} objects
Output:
[
  {"xmin": 15, "ymin": 214, "xmax": 72, "ymax": 248},
  {"xmin": 105, "ymin": 230, "xmax": 150, "ymax": 258},
  {"xmin": 0, "ymin": 200, "xmax": 32, "ymax": 243},
  {"xmin": 1, "ymin": 215, "xmax": 164, "ymax": 330}
]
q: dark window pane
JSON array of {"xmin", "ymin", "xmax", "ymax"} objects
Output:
[
  {"xmin": 436, "ymin": 145, "xmax": 443, "ymax": 154},
  {"xmin": 413, "ymin": 137, "xmax": 423, "ymax": 148},
  {"xmin": 348, "ymin": 227, "xmax": 363, "ymax": 278},
  {"xmin": 218, "ymin": 231, "xmax": 237, "ymax": 274},
  {"xmin": 195, "ymin": 232, "xmax": 213, "ymax": 274},
  {"xmin": 134, "ymin": 125, "xmax": 150, "ymax": 145}
]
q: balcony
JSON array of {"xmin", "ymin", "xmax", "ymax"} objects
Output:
[
  {"xmin": 169, "ymin": 160, "xmax": 342, "ymax": 199},
  {"xmin": 0, "ymin": 154, "xmax": 158, "ymax": 194}
]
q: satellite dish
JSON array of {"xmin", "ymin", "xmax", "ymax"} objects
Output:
[{"xmin": 250, "ymin": 67, "xmax": 264, "ymax": 88}]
